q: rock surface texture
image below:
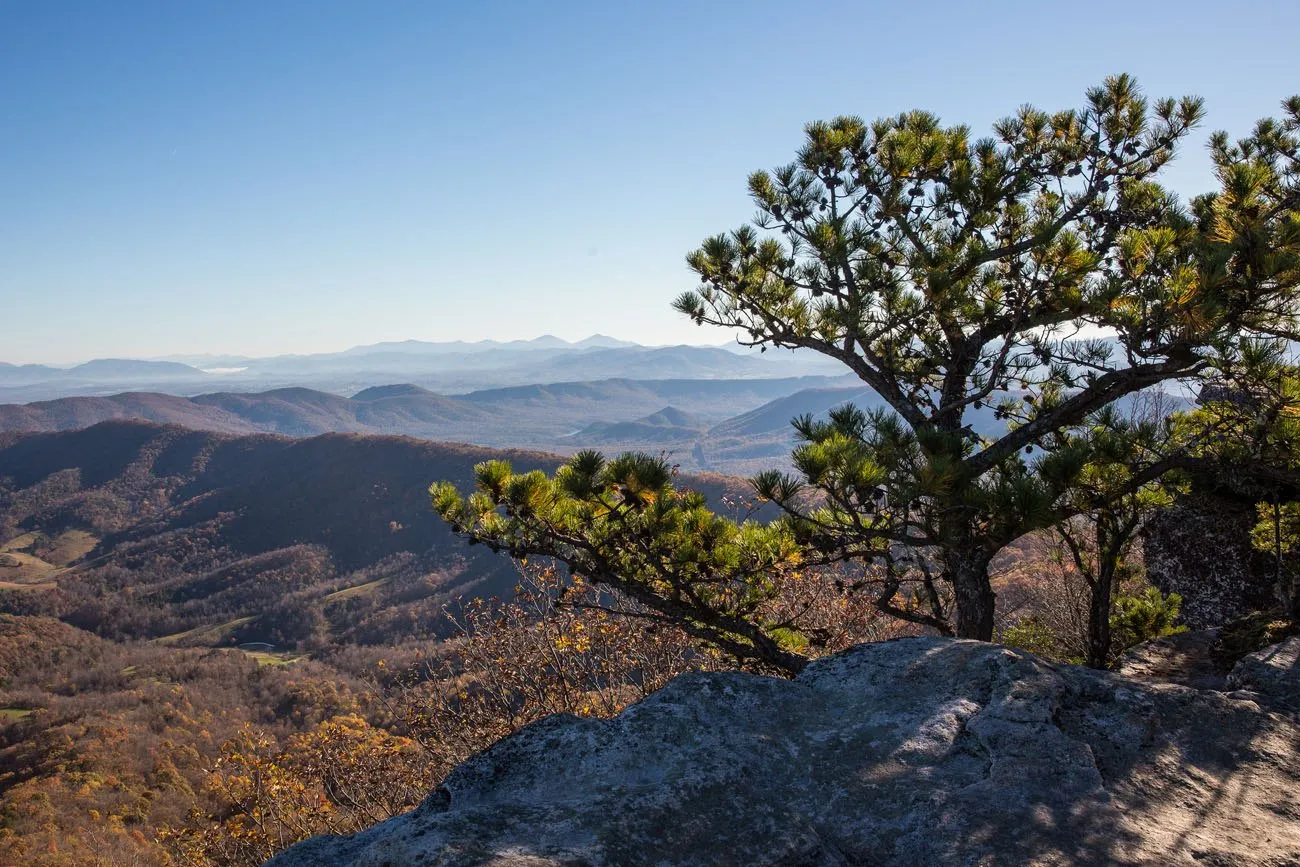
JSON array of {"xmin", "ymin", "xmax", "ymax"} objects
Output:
[
  {"xmin": 1229, "ymin": 637, "xmax": 1300, "ymax": 716},
  {"xmin": 1142, "ymin": 494, "xmax": 1278, "ymax": 629},
  {"xmin": 266, "ymin": 637, "xmax": 1300, "ymax": 867}
]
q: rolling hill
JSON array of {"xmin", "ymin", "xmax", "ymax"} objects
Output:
[
  {"xmin": 0, "ymin": 421, "xmax": 754, "ymax": 647},
  {"xmin": 0, "ymin": 375, "xmax": 859, "ymax": 448},
  {"xmin": 570, "ymin": 405, "xmax": 706, "ymax": 443},
  {"xmin": 707, "ymin": 386, "xmax": 884, "ymax": 439},
  {"xmin": 66, "ymin": 359, "xmax": 205, "ymax": 379},
  {"xmin": 0, "ymin": 391, "xmax": 263, "ymax": 435}
]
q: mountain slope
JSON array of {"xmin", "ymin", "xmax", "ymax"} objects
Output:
[
  {"xmin": 0, "ymin": 421, "xmax": 753, "ymax": 646},
  {"xmin": 571, "ymin": 405, "xmax": 706, "ymax": 444},
  {"xmin": 0, "ymin": 392, "xmax": 262, "ymax": 434},
  {"xmin": 708, "ymin": 387, "xmax": 883, "ymax": 438}
]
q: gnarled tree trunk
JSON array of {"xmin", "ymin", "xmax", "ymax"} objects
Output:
[{"xmin": 948, "ymin": 549, "xmax": 996, "ymax": 640}]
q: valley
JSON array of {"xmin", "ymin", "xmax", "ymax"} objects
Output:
[
  {"xmin": 0, "ymin": 374, "xmax": 875, "ymax": 475},
  {"xmin": 0, "ymin": 420, "xmax": 760, "ymax": 647},
  {"xmin": 0, "ymin": 419, "xmax": 769, "ymax": 866}
]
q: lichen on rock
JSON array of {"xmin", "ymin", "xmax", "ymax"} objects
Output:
[{"xmin": 1142, "ymin": 493, "xmax": 1279, "ymax": 629}]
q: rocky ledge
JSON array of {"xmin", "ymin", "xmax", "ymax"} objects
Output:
[{"xmin": 267, "ymin": 637, "xmax": 1300, "ymax": 866}]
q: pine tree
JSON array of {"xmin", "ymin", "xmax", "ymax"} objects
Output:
[
  {"xmin": 676, "ymin": 76, "xmax": 1297, "ymax": 639},
  {"xmin": 433, "ymin": 79, "xmax": 1300, "ymax": 655},
  {"xmin": 1054, "ymin": 396, "xmax": 1175, "ymax": 668}
]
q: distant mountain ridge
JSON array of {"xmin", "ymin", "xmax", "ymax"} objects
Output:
[
  {"xmin": 4, "ymin": 376, "xmax": 1182, "ymax": 478},
  {"xmin": 0, "ymin": 373, "xmax": 856, "ymax": 451},
  {"xmin": 67, "ymin": 358, "xmax": 204, "ymax": 378},
  {"xmin": 0, "ymin": 358, "xmax": 208, "ymax": 386},
  {"xmin": 336, "ymin": 334, "xmax": 637, "ymax": 357},
  {"xmin": 0, "ymin": 338, "xmax": 837, "ymax": 403}
]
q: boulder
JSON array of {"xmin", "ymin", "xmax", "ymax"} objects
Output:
[
  {"xmin": 1229, "ymin": 636, "xmax": 1300, "ymax": 716},
  {"xmin": 266, "ymin": 637, "xmax": 1300, "ymax": 867},
  {"xmin": 1142, "ymin": 494, "xmax": 1278, "ymax": 629}
]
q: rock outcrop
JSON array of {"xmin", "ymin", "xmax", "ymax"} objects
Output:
[
  {"xmin": 1142, "ymin": 493, "xmax": 1279, "ymax": 629},
  {"xmin": 266, "ymin": 637, "xmax": 1300, "ymax": 867},
  {"xmin": 1114, "ymin": 627, "xmax": 1228, "ymax": 690},
  {"xmin": 1229, "ymin": 636, "xmax": 1300, "ymax": 716}
]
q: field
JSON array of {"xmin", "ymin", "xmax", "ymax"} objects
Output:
[{"xmin": 0, "ymin": 529, "xmax": 99, "ymax": 589}]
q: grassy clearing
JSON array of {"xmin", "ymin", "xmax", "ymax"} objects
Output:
[
  {"xmin": 0, "ymin": 529, "xmax": 99, "ymax": 587},
  {"xmin": 0, "ymin": 708, "xmax": 34, "ymax": 722},
  {"xmin": 155, "ymin": 616, "xmax": 256, "ymax": 647},
  {"xmin": 0, "ymin": 550, "xmax": 59, "ymax": 584},
  {"xmin": 0, "ymin": 532, "xmax": 39, "ymax": 553},
  {"xmin": 324, "ymin": 577, "xmax": 390, "ymax": 601},
  {"xmin": 240, "ymin": 649, "xmax": 307, "ymax": 667},
  {"xmin": 44, "ymin": 530, "xmax": 99, "ymax": 566}
]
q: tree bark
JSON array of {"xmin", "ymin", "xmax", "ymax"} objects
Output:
[
  {"xmin": 1272, "ymin": 501, "xmax": 1300, "ymax": 624},
  {"xmin": 949, "ymin": 550, "xmax": 996, "ymax": 640},
  {"xmin": 1085, "ymin": 564, "xmax": 1114, "ymax": 670}
]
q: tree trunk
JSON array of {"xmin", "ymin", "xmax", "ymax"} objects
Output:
[
  {"xmin": 1281, "ymin": 565, "xmax": 1300, "ymax": 623},
  {"xmin": 950, "ymin": 550, "xmax": 996, "ymax": 640},
  {"xmin": 1085, "ymin": 563, "xmax": 1114, "ymax": 670},
  {"xmin": 1273, "ymin": 501, "xmax": 1300, "ymax": 623}
]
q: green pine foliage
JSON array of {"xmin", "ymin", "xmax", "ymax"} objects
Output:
[
  {"xmin": 434, "ymin": 78, "xmax": 1300, "ymax": 650},
  {"xmin": 432, "ymin": 451, "xmax": 812, "ymax": 673},
  {"xmin": 999, "ymin": 616, "xmax": 1065, "ymax": 661},
  {"xmin": 1109, "ymin": 587, "xmax": 1187, "ymax": 654}
]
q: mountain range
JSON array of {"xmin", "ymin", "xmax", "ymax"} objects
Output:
[
  {"xmin": 0, "ymin": 376, "xmax": 876, "ymax": 475},
  {"xmin": 0, "ymin": 337, "xmax": 840, "ymax": 403}
]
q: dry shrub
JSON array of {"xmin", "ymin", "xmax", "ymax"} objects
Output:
[
  {"xmin": 159, "ymin": 716, "xmax": 431, "ymax": 867},
  {"xmin": 993, "ymin": 530, "xmax": 1184, "ymax": 666},
  {"xmin": 162, "ymin": 562, "xmax": 899, "ymax": 866},
  {"xmin": 993, "ymin": 532, "xmax": 1094, "ymax": 662}
]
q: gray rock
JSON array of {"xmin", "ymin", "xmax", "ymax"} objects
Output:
[
  {"xmin": 1115, "ymin": 627, "xmax": 1228, "ymax": 690},
  {"xmin": 266, "ymin": 638, "xmax": 1300, "ymax": 867},
  {"xmin": 1229, "ymin": 636, "xmax": 1300, "ymax": 716},
  {"xmin": 1142, "ymin": 494, "xmax": 1278, "ymax": 629}
]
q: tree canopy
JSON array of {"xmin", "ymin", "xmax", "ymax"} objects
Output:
[{"xmin": 434, "ymin": 77, "xmax": 1300, "ymax": 655}]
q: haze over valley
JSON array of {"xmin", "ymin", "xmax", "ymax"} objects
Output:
[
  {"xmin": 0, "ymin": 336, "xmax": 866, "ymax": 475},
  {"xmin": 0, "ymin": 335, "xmax": 841, "ymax": 402}
]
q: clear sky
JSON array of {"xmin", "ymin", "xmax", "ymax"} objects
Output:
[{"xmin": 1, "ymin": 0, "xmax": 1296, "ymax": 363}]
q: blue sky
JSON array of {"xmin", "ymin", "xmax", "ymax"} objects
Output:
[{"xmin": 1, "ymin": 1, "xmax": 1296, "ymax": 363}]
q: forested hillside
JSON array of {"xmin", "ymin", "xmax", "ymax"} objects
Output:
[
  {"xmin": 0, "ymin": 421, "xmax": 762, "ymax": 866},
  {"xmin": 0, "ymin": 614, "xmax": 386, "ymax": 866},
  {"xmin": 0, "ymin": 421, "xmax": 570, "ymax": 645}
]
